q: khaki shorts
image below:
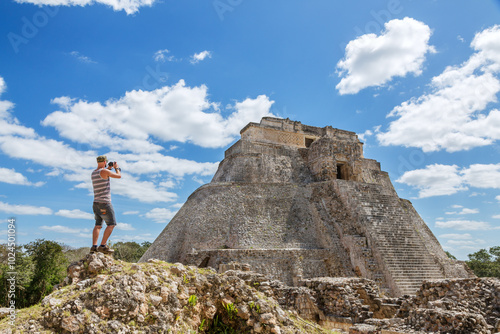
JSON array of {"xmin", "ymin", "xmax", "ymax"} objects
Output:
[{"xmin": 93, "ymin": 202, "xmax": 117, "ymax": 226}]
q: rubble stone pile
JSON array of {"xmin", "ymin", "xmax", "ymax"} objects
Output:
[
  {"xmin": 0, "ymin": 254, "xmax": 498, "ymax": 334},
  {"xmin": 399, "ymin": 278, "xmax": 500, "ymax": 334},
  {"xmin": 0, "ymin": 253, "xmax": 329, "ymax": 334}
]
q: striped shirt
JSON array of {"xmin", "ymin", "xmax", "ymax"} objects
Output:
[{"xmin": 92, "ymin": 168, "xmax": 111, "ymax": 203}]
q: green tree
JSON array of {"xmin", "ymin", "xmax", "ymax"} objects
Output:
[
  {"xmin": 445, "ymin": 251, "xmax": 457, "ymax": 260},
  {"xmin": 466, "ymin": 247, "xmax": 500, "ymax": 278},
  {"xmin": 24, "ymin": 239, "xmax": 68, "ymax": 305},
  {"xmin": 0, "ymin": 244, "xmax": 34, "ymax": 308},
  {"xmin": 63, "ymin": 246, "xmax": 91, "ymax": 264},
  {"xmin": 110, "ymin": 241, "xmax": 151, "ymax": 262}
]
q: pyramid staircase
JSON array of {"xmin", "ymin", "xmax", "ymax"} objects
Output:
[{"xmin": 335, "ymin": 180, "xmax": 445, "ymax": 295}]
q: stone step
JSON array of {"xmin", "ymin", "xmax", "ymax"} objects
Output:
[
  {"xmin": 398, "ymin": 284, "xmax": 423, "ymax": 288},
  {"xmin": 383, "ymin": 256, "xmax": 437, "ymax": 260},
  {"xmin": 386, "ymin": 265, "xmax": 441, "ymax": 271},
  {"xmin": 388, "ymin": 269, "xmax": 442, "ymax": 274},
  {"xmin": 387, "ymin": 267, "xmax": 443, "ymax": 275},
  {"xmin": 390, "ymin": 272, "xmax": 443, "ymax": 277},
  {"xmin": 381, "ymin": 255, "xmax": 437, "ymax": 260},
  {"xmin": 376, "ymin": 246, "xmax": 429, "ymax": 250},
  {"xmin": 387, "ymin": 268, "xmax": 443, "ymax": 273},
  {"xmin": 383, "ymin": 257, "xmax": 438, "ymax": 262},
  {"xmin": 381, "ymin": 252, "xmax": 432, "ymax": 255},
  {"xmin": 383, "ymin": 259, "xmax": 436, "ymax": 264},
  {"xmin": 376, "ymin": 244, "xmax": 426, "ymax": 248},
  {"xmin": 377, "ymin": 248, "xmax": 425, "ymax": 253},
  {"xmin": 388, "ymin": 267, "xmax": 442, "ymax": 272},
  {"xmin": 385, "ymin": 263, "xmax": 440, "ymax": 268},
  {"xmin": 394, "ymin": 280, "xmax": 440, "ymax": 285}
]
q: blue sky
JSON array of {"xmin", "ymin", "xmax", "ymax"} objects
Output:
[{"xmin": 0, "ymin": 0, "xmax": 499, "ymax": 260}]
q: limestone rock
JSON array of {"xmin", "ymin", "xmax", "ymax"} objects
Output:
[{"xmin": 1, "ymin": 252, "xmax": 497, "ymax": 334}]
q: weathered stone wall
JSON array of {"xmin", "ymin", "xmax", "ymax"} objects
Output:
[
  {"xmin": 241, "ymin": 124, "xmax": 311, "ymax": 148},
  {"xmin": 400, "ymin": 278, "xmax": 500, "ymax": 331},
  {"xmin": 302, "ymin": 278, "xmax": 380, "ymax": 323},
  {"xmin": 140, "ymin": 183, "xmax": 352, "ymax": 266},
  {"xmin": 212, "ymin": 140, "xmax": 313, "ymax": 184},
  {"xmin": 186, "ymin": 249, "xmax": 353, "ymax": 286}
]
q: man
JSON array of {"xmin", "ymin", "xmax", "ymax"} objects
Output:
[{"xmin": 91, "ymin": 155, "xmax": 121, "ymax": 254}]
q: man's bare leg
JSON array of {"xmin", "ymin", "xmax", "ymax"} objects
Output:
[
  {"xmin": 93, "ymin": 225, "xmax": 102, "ymax": 245},
  {"xmin": 100, "ymin": 225, "xmax": 115, "ymax": 246}
]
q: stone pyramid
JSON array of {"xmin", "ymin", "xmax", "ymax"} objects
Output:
[{"xmin": 140, "ymin": 117, "xmax": 472, "ymax": 296}]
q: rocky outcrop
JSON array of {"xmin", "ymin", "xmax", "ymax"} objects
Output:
[
  {"xmin": 0, "ymin": 254, "xmax": 330, "ymax": 334},
  {"xmin": 1, "ymin": 254, "xmax": 497, "ymax": 334}
]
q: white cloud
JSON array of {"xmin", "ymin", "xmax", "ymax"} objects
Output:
[
  {"xmin": 377, "ymin": 25, "xmax": 500, "ymax": 152},
  {"xmin": 123, "ymin": 211, "xmax": 139, "ymax": 215},
  {"xmin": 471, "ymin": 25, "xmax": 500, "ymax": 72},
  {"xmin": 110, "ymin": 152, "xmax": 218, "ymax": 177},
  {"xmin": 0, "ymin": 167, "xmax": 44, "ymax": 187},
  {"xmin": 462, "ymin": 164, "xmax": 500, "ymax": 189},
  {"xmin": 159, "ymin": 180, "xmax": 176, "ymax": 189},
  {"xmin": 397, "ymin": 164, "xmax": 466, "ymax": 198},
  {"xmin": 447, "ymin": 239, "xmax": 485, "ymax": 246},
  {"xmin": 116, "ymin": 222, "xmax": 135, "ymax": 231},
  {"xmin": 357, "ymin": 129, "xmax": 373, "ymax": 143},
  {"xmin": 112, "ymin": 233, "xmax": 154, "ymax": 242},
  {"xmin": 493, "ymin": 214, "xmax": 500, "ymax": 219},
  {"xmin": 190, "ymin": 50, "xmax": 212, "ymax": 64},
  {"xmin": 0, "ymin": 135, "xmax": 96, "ymax": 170},
  {"xmin": 70, "ymin": 51, "xmax": 96, "ymax": 64},
  {"xmin": 497, "ymin": 195, "xmax": 500, "ymax": 202},
  {"xmin": 40, "ymin": 224, "xmax": 89, "ymax": 234},
  {"xmin": 0, "ymin": 201, "xmax": 52, "ymax": 215},
  {"xmin": 14, "ymin": 0, "xmax": 156, "ymax": 15},
  {"xmin": 0, "ymin": 77, "xmax": 266, "ymax": 204},
  {"xmin": 222, "ymin": 95, "xmax": 275, "ymax": 138},
  {"xmin": 55, "ymin": 209, "xmax": 93, "ymax": 219},
  {"xmin": 398, "ymin": 163, "xmax": 500, "ymax": 198},
  {"xmin": 144, "ymin": 207, "xmax": 177, "ymax": 223},
  {"xmin": 447, "ymin": 207, "xmax": 479, "ymax": 215},
  {"xmin": 43, "ymin": 80, "xmax": 274, "ymax": 150},
  {"xmin": 0, "ymin": 77, "xmax": 6, "ymax": 95},
  {"xmin": 435, "ymin": 220, "xmax": 498, "ymax": 231},
  {"xmin": 65, "ymin": 169, "xmax": 180, "ymax": 203},
  {"xmin": 458, "ymin": 208, "xmax": 479, "ymax": 215},
  {"xmin": 0, "ymin": 78, "xmax": 36, "ymax": 138},
  {"xmin": 439, "ymin": 233, "xmax": 472, "ymax": 240},
  {"xmin": 112, "ymin": 175, "xmax": 178, "ymax": 203},
  {"xmin": 336, "ymin": 17, "xmax": 435, "ymax": 95},
  {"xmin": 153, "ymin": 49, "xmax": 175, "ymax": 63}
]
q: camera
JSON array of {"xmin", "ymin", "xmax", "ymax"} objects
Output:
[{"xmin": 107, "ymin": 161, "xmax": 121, "ymax": 172}]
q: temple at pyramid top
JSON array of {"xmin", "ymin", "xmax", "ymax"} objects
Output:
[
  {"xmin": 240, "ymin": 117, "xmax": 362, "ymax": 150},
  {"xmin": 141, "ymin": 117, "xmax": 472, "ymax": 297}
]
